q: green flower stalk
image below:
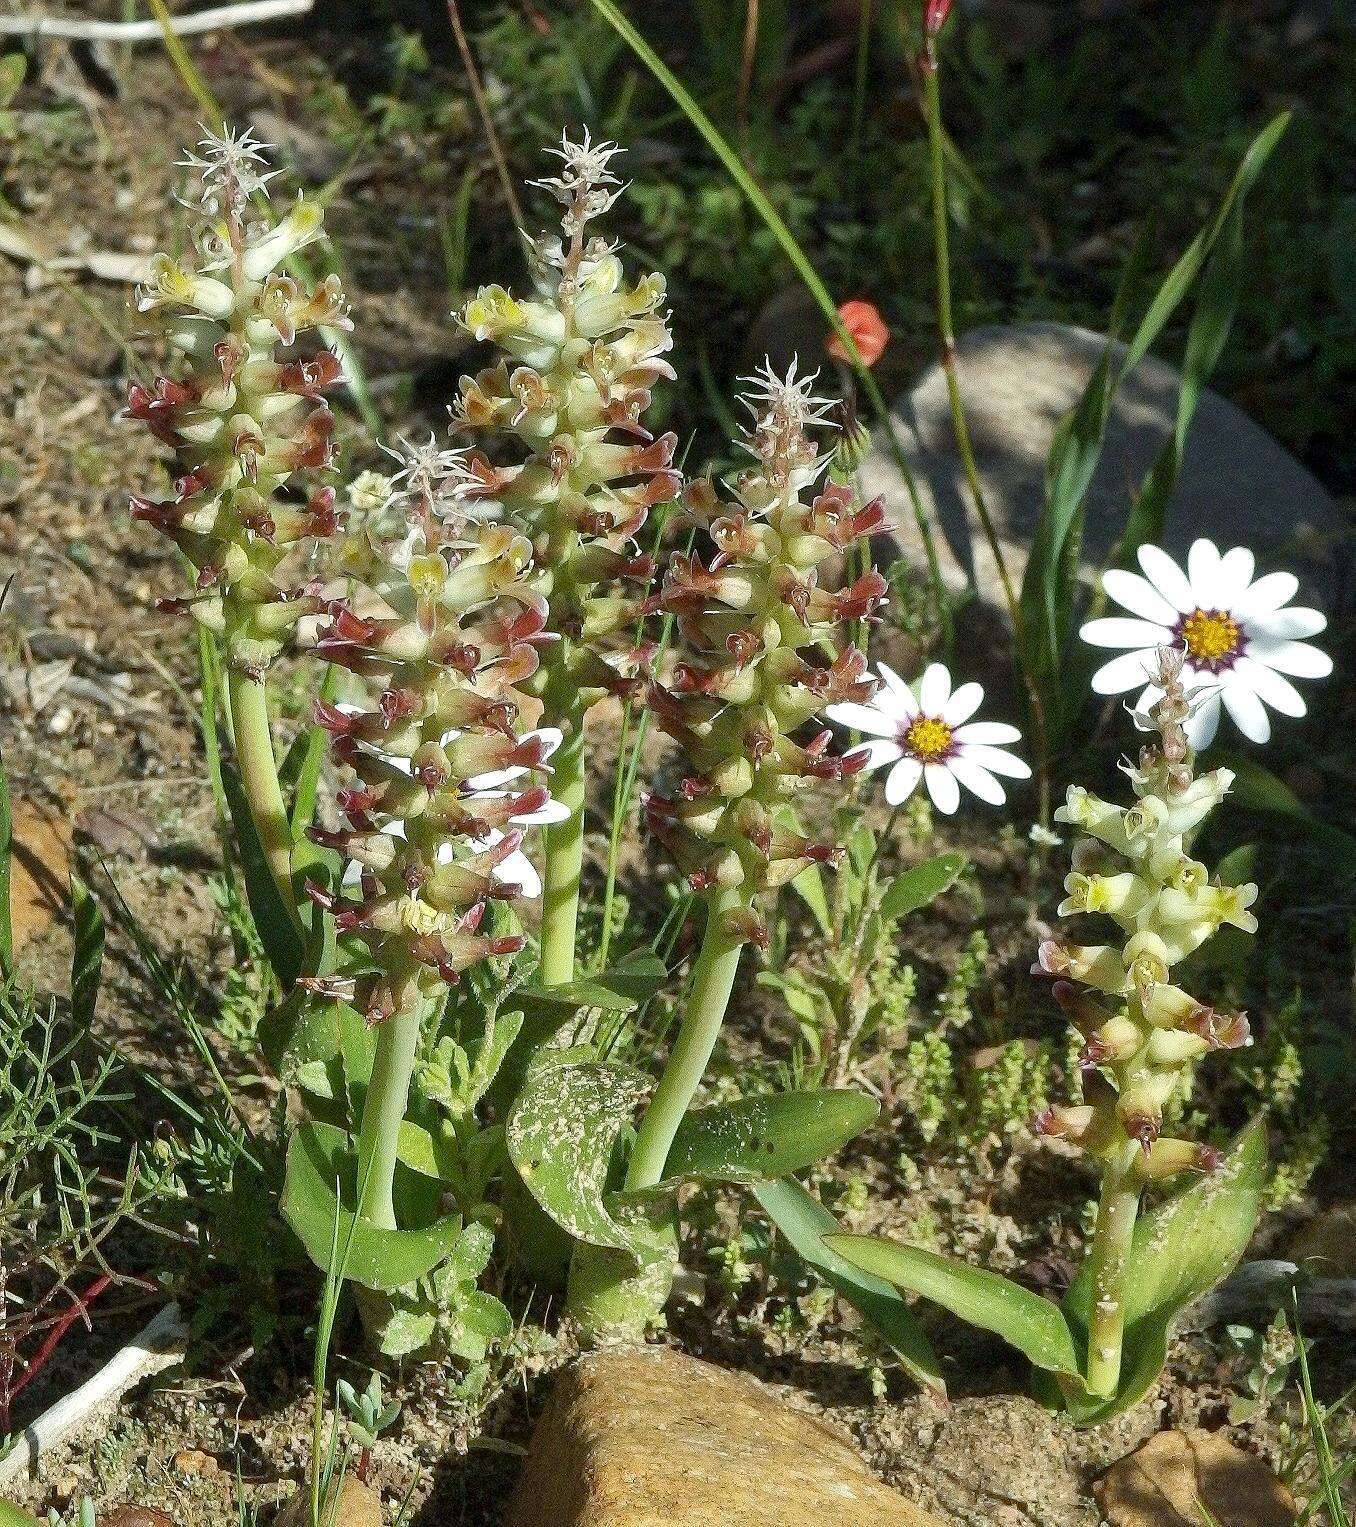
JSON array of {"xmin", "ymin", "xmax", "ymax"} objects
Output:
[
  {"xmin": 452, "ymin": 132, "xmax": 679, "ymax": 985},
  {"xmin": 626, "ymin": 363, "xmax": 889, "ymax": 1193},
  {"xmin": 1033, "ymin": 645, "xmax": 1257, "ymax": 1397},
  {"xmin": 126, "ymin": 127, "xmax": 347, "ymax": 917},
  {"xmin": 306, "ymin": 443, "xmax": 558, "ymax": 1230}
]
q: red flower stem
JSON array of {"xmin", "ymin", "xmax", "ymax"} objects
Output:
[{"xmin": 8, "ymin": 1274, "xmax": 112, "ymax": 1405}]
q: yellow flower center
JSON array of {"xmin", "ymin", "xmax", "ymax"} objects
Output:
[
  {"xmin": 1179, "ymin": 608, "xmax": 1242, "ymax": 668},
  {"xmin": 903, "ymin": 715, "xmax": 954, "ymax": 761}
]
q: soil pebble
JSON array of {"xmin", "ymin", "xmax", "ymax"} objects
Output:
[{"xmin": 1093, "ymin": 1428, "xmax": 1297, "ymax": 1526}]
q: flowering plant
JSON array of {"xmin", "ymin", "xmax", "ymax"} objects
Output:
[{"xmin": 823, "ymin": 648, "xmax": 1269, "ymax": 1420}]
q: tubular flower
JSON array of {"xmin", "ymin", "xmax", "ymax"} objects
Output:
[
  {"xmin": 450, "ymin": 131, "xmax": 679, "ymax": 701},
  {"xmin": 1033, "ymin": 647, "xmax": 1256, "ymax": 1179},
  {"xmin": 310, "ymin": 480, "xmax": 555, "ymax": 1025},
  {"xmin": 125, "ymin": 126, "xmax": 348, "ymax": 675},
  {"xmin": 645, "ymin": 362, "xmax": 889, "ymax": 940}
]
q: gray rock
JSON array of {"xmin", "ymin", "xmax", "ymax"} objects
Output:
[{"xmin": 859, "ymin": 321, "xmax": 1349, "ymax": 619}]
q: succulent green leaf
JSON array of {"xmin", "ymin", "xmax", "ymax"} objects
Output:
[
  {"xmin": 825, "ymin": 1233, "xmax": 1084, "ymax": 1380},
  {"xmin": 788, "ymin": 862, "xmax": 833, "ymax": 937},
  {"xmin": 280, "ymin": 1122, "xmax": 466, "ymax": 1292},
  {"xmin": 1055, "ymin": 1119, "xmax": 1266, "ymax": 1423},
  {"xmin": 0, "ymin": 1503, "xmax": 41, "ymax": 1527},
  {"xmin": 505, "ymin": 1056, "xmax": 653, "ymax": 1256},
  {"xmin": 653, "ymin": 1090, "xmax": 878, "ymax": 1187},
  {"xmin": 755, "ymin": 1179, "xmax": 943, "ymax": 1395},
  {"xmin": 221, "ymin": 757, "xmax": 304, "ymax": 986},
  {"xmin": 878, "ymin": 852, "xmax": 967, "ymax": 924}
]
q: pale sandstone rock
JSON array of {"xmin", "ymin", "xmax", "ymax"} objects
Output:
[
  {"xmin": 274, "ymin": 1476, "xmax": 382, "ymax": 1527},
  {"xmin": 507, "ymin": 1346, "xmax": 943, "ymax": 1527},
  {"xmin": 1094, "ymin": 1428, "xmax": 1297, "ymax": 1527}
]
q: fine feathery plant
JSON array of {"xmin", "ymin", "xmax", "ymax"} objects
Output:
[{"xmin": 824, "ymin": 648, "xmax": 1268, "ymax": 1420}]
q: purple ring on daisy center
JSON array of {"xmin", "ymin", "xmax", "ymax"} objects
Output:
[
  {"xmin": 900, "ymin": 714, "xmax": 956, "ymax": 762},
  {"xmin": 1173, "ymin": 607, "xmax": 1246, "ymax": 675}
]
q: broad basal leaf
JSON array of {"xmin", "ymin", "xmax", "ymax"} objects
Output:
[
  {"xmin": 280, "ymin": 1121, "xmax": 466, "ymax": 1293},
  {"xmin": 654, "ymin": 1090, "xmax": 878, "ymax": 1187},
  {"xmin": 756, "ymin": 1178, "xmax": 944, "ymax": 1395},
  {"xmin": 1055, "ymin": 1119, "xmax": 1266, "ymax": 1423},
  {"xmin": 825, "ymin": 1233, "xmax": 1084, "ymax": 1381},
  {"xmin": 505, "ymin": 1056, "xmax": 653, "ymax": 1257}
]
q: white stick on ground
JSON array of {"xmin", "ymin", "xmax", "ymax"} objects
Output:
[
  {"xmin": 0, "ymin": 1303, "xmax": 189, "ymax": 1486},
  {"xmin": 0, "ymin": 0, "xmax": 313, "ymax": 42}
]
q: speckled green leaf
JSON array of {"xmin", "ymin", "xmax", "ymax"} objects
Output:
[
  {"xmin": 825, "ymin": 1233, "xmax": 1083, "ymax": 1380},
  {"xmin": 505, "ymin": 1057, "xmax": 652, "ymax": 1256},
  {"xmin": 655, "ymin": 1090, "xmax": 878, "ymax": 1186}
]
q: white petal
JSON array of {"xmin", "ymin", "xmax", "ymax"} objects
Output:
[
  {"xmin": 949, "ymin": 755, "xmax": 1007, "ymax": 806},
  {"xmin": 962, "ymin": 743, "xmax": 1032, "ymax": 780},
  {"xmin": 494, "ymin": 848, "xmax": 542, "ymax": 899},
  {"xmin": 1235, "ymin": 570, "xmax": 1298, "ymax": 616},
  {"xmin": 514, "ymin": 797, "xmax": 572, "ymax": 826},
  {"xmin": 825, "ymin": 701, "xmax": 901, "ymax": 738},
  {"xmin": 875, "ymin": 662, "xmax": 920, "ymax": 720},
  {"xmin": 1102, "ymin": 569, "xmax": 1180, "ymax": 624},
  {"xmin": 883, "ymin": 756, "xmax": 923, "ymax": 805},
  {"xmin": 923, "ymin": 762, "xmax": 960, "ymax": 815},
  {"xmin": 1080, "ymin": 617, "xmax": 1174, "ymax": 649},
  {"xmin": 1250, "ymin": 606, "xmax": 1327, "ymax": 641},
  {"xmin": 942, "ymin": 681, "xmax": 985, "ymax": 726},
  {"xmin": 1222, "ymin": 684, "xmax": 1271, "ymax": 744},
  {"xmin": 954, "ymin": 721, "xmax": 1022, "ymax": 745},
  {"xmin": 1215, "ymin": 545, "xmax": 1255, "ymax": 600},
  {"xmin": 846, "ymin": 738, "xmax": 904, "ymax": 775},
  {"xmin": 917, "ymin": 662, "xmax": 952, "ymax": 715},
  {"xmin": 1137, "ymin": 545, "xmax": 1195, "ymax": 612},
  {"xmin": 467, "ymin": 765, "xmax": 520, "ymax": 791},
  {"xmin": 1091, "ymin": 648, "xmax": 1162, "ymax": 696},
  {"xmin": 531, "ymin": 727, "xmax": 565, "ymax": 760},
  {"xmin": 1184, "ymin": 692, "xmax": 1221, "ymax": 750},
  {"xmin": 1235, "ymin": 657, "xmax": 1307, "ymax": 717},
  {"xmin": 1186, "ymin": 538, "xmax": 1223, "ymax": 600},
  {"xmin": 1248, "ymin": 639, "xmax": 1333, "ymax": 679}
]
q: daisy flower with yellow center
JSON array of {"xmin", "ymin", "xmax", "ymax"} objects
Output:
[
  {"xmin": 826, "ymin": 662, "xmax": 1031, "ymax": 813},
  {"xmin": 1081, "ymin": 538, "xmax": 1331, "ymax": 748}
]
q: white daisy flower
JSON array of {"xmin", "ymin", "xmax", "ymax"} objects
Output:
[
  {"xmin": 826, "ymin": 662, "xmax": 1031, "ymax": 814},
  {"xmin": 1081, "ymin": 538, "xmax": 1331, "ymax": 749}
]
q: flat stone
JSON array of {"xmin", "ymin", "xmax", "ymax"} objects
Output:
[
  {"xmin": 507, "ymin": 1346, "xmax": 943, "ymax": 1527},
  {"xmin": 7, "ymin": 799, "xmax": 73, "ymax": 953},
  {"xmin": 860, "ymin": 322, "xmax": 1347, "ymax": 618},
  {"xmin": 1094, "ymin": 1428, "xmax": 1297, "ymax": 1527}
]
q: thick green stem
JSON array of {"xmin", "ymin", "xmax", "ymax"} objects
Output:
[
  {"xmin": 1084, "ymin": 1146, "xmax": 1142, "ymax": 1398},
  {"xmin": 538, "ymin": 677, "xmax": 587, "ymax": 987},
  {"xmin": 226, "ymin": 665, "xmax": 299, "ymax": 923},
  {"xmin": 354, "ymin": 993, "xmax": 428, "ymax": 1230},
  {"xmin": 625, "ymin": 885, "xmax": 747, "ymax": 1191}
]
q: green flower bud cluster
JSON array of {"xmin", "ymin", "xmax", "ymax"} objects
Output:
[
  {"xmin": 1034, "ymin": 647, "xmax": 1257, "ymax": 1181},
  {"xmin": 125, "ymin": 126, "xmax": 347, "ymax": 676},
  {"xmin": 306, "ymin": 445, "xmax": 558, "ymax": 1026},
  {"xmin": 645, "ymin": 364, "xmax": 890, "ymax": 942},
  {"xmin": 451, "ymin": 132, "xmax": 680, "ymax": 702}
]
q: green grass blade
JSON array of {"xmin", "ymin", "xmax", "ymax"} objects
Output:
[
  {"xmin": 70, "ymin": 875, "xmax": 105, "ymax": 1028},
  {"xmin": 0, "ymin": 713, "xmax": 12, "ymax": 978},
  {"xmin": 584, "ymin": 0, "xmax": 952, "ymax": 639}
]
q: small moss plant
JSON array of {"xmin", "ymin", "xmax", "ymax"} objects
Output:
[
  {"xmin": 826, "ymin": 649, "xmax": 1270, "ymax": 1421},
  {"xmin": 126, "ymin": 126, "xmax": 347, "ymax": 917},
  {"xmin": 452, "ymin": 133, "xmax": 679, "ymax": 984}
]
